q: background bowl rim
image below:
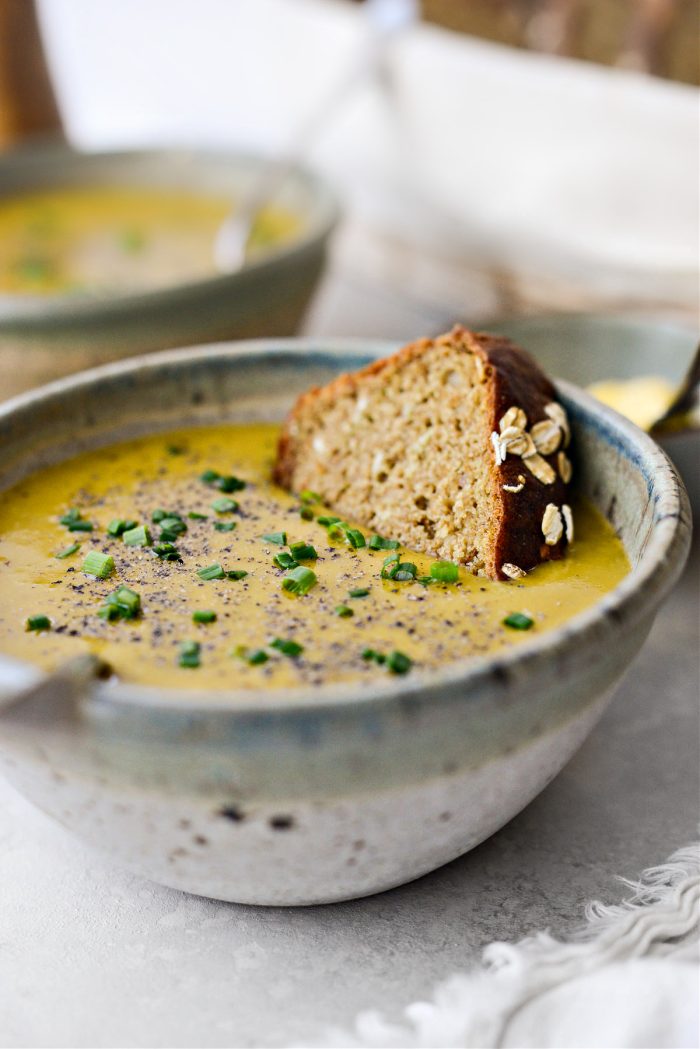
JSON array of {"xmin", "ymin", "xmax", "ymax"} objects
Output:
[
  {"xmin": 0, "ymin": 143, "xmax": 341, "ymax": 325},
  {"xmin": 0, "ymin": 336, "xmax": 691, "ymax": 717}
]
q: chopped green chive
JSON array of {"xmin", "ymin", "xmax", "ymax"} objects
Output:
[
  {"xmin": 158, "ymin": 516, "xmax": 187, "ymax": 535},
  {"xmin": 211, "ymin": 497, "xmax": 238, "ymax": 514},
  {"xmin": 361, "ymin": 647, "xmax": 412, "ymax": 674},
  {"xmin": 289, "ymin": 542, "xmax": 317, "ymax": 561},
  {"xmin": 248, "ymin": 648, "xmax": 269, "ymax": 665},
  {"xmin": 299, "ymin": 506, "xmax": 315, "ymax": 521},
  {"xmin": 59, "ymin": 508, "xmax": 93, "ymax": 532},
  {"xmin": 153, "ymin": 542, "xmax": 182, "ymax": 562},
  {"xmin": 337, "ymin": 525, "xmax": 366, "ymax": 548},
  {"xmin": 281, "ymin": 566, "xmax": 317, "ymax": 595},
  {"xmin": 335, "ymin": 604, "xmax": 353, "ymax": 617},
  {"xmin": 369, "ymin": 535, "xmax": 400, "ymax": 550},
  {"xmin": 348, "ymin": 587, "xmax": 370, "ymax": 598},
  {"xmin": 151, "ymin": 509, "xmax": 169, "ymax": 523},
  {"xmin": 197, "ymin": 563, "xmax": 225, "ymax": 580},
  {"xmin": 193, "ymin": 610, "xmax": 217, "ymax": 624},
  {"xmin": 82, "ymin": 551, "xmax": 115, "ymax": 578},
  {"xmin": 233, "ymin": 645, "xmax": 268, "ymax": 665},
  {"xmin": 381, "ymin": 556, "xmax": 417, "ymax": 582},
  {"xmin": 98, "ymin": 586, "xmax": 140, "ymax": 621},
  {"xmin": 381, "ymin": 554, "xmax": 418, "ymax": 580},
  {"xmin": 416, "ymin": 575, "xmax": 436, "ymax": 586},
  {"xmin": 273, "ymin": 552, "xmax": 299, "ymax": 570},
  {"xmin": 327, "ymin": 522, "xmax": 366, "ymax": 549},
  {"xmin": 271, "ymin": 638, "xmax": 304, "ymax": 657},
  {"xmin": 262, "ymin": 531, "xmax": 287, "ymax": 546},
  {"xmin": 387, "ymin": 650, "xmax": 412, "ymax": 674},
  {"xmin": 120, "ymin": 227, "xmax": 146, "ymax": 253},
  {"xmin": 380, "ymin": 552, "xmax": 400, "ymax": 578},
  {"xmin": 218, "ymin": 476, "xmax": 246, "ymax": 493},
  {"xmin": 300, "ymin": 490, "xmax": 321, "ymax": 504},
  {"xmin": 55, "ymin": 542, "xmax": 80, "ymax": 559},
  {"xmin": 179, "ymin": 640, "xmax": 201, "ymax": 668},
  {"xmin": 430, "ymin": 561, "xmax": 459, "ymax": 583},
  {"xmin": 15, "ymin": 256, "xmax": 54, "ymax": 283},
  {"xmin": 213, "ymin": 521, "xmax": 237, "ymax": 533},
  {"xmin": 26, "ymin": 614, "xmax": 50, "ymax": 632},
  {"xmin": 201, "ymin": 471, "xmax": 246, "ymax": 494},
  {"xmin": 123, "ymin": 525, "xmax": 151, "ymax": 547},
  {"xmin": 317, "ymin": 515, "xmax": 341, "ymax": 527},
  {"xmin": 227, "ymin": 569, "xmax": 248, "ymax": 580},
  {"xmin": 187, "ymin": 511, "xmax": 208, "ymax": 520},
  {"xmin": 503, "ymin": 612, "xmax": 534, "ymax": 630},
  {"xmin": 107, "ymin": 518, "xmax": 137, "ymax": 537}
]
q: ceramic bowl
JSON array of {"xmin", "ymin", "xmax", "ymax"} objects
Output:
[
  {"xmin": 0, "ymin": 143, "xmax": 339, "ymax": 400},
  {"xmin": 0, "ymin": 339, "xmax": 691, "ymax": 906}
]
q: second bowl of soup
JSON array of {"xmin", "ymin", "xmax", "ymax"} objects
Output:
[{"xmin": 0, "ymin": 144, "xmax": 339, "ymax": 399}]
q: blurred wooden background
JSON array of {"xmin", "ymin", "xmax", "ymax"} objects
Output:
[
  {"xmin": 350, "ymin": 0, "xmax": 700, "ymax": 84},
  {"xmin": 0, "ymin": 0, "xmax": 63, "ymax": 148}
]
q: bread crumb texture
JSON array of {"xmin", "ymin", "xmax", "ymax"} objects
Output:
[{"xmin": 275, "ymin": 327, "xmax": 572, "ymax": 579}]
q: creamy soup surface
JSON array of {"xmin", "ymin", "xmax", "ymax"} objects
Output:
[
  {"xmin": 0, "ymin": 424, "xmax": 629, "ymax": 692},
  {"xmin": 0, "ymin": 187, "xmax": 300, "ymax": 296}
]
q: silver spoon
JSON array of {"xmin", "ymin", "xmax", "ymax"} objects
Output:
[
  {"xmin": 214, "ymin": 0, "xmax": 418, "ymax": 272},
  {"xmin": 650, "ymin": 342, "xmax": 700, "ymax": 436}
]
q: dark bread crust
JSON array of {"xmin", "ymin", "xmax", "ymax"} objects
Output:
[
  {"xmin": 470, "ymin": 331, "xmax": 569, "ymax": 577},
  {"xmin": 275, "ymin": 326, "xmax": 571, "ymax": 580}
]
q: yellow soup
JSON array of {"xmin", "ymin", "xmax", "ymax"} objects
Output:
[
  {"xmin": 0, "ymin": 424, "xmax": 629, "ymax": 692},
  {"xmin": 0, "ymin": 187, "xmax": 301, "ymax": 296}
]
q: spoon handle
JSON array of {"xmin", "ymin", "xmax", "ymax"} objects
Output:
[
  {"xmin": 215, "ymin": 0, "xmax": 418, "ymax": 270},
  {"xmin": 651, "ymin": 343, "xmax": 700, "ymax": 435}
]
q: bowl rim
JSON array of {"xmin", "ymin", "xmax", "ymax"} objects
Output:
[
  {"xmin": 0, "ymin": 337, "xmax": 692, "ymax": 716},
  {"xmin": 0, "ymin": 143, "xmax": 340, "ymax": 324}
]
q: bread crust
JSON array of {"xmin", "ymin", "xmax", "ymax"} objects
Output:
[{"xmin": 274, "ymin": 326, "xmax": 571, "ymax": 580}]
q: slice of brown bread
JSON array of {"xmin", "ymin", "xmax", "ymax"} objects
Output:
[{"xmin": 274, "ymin": 326, "xmax": 574, "ymax": 579}]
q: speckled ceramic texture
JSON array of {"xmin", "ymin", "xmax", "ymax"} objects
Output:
[
  {"xmin": 0, "ymin": 340, "xmax": 691, "ymax": 905},
  {"xmin": 0, "ymin": 145, "xmax": 339, "ymax": 399}
]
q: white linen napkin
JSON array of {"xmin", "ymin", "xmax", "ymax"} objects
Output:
[{"xmin": 314, "ymin": 840, "xmax": 699, "ymax": 1048}]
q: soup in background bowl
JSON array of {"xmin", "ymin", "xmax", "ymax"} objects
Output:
[
  {"xmin": 0, "ymin": 185, "xmax": 301, "ymax": 297},
  {"xmin": 0, "ymin": 339, "xmax": 690, "ymax": 905},
  {"xmin": 0, "ymin": 145, "xmax": 339, "ymax": 400}
]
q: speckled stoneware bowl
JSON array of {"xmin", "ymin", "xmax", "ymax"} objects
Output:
[
  {"xmin": 0, "ymin": 144, "xmax": 339, "ymax": 400},
  {"xmin": 0, "ymin": 340, "xmax": 691, "ymax": 906}
]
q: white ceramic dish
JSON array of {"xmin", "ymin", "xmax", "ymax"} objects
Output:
[{"xmin": 0, "ymin": 339, "xmax": 691, "ymax": 905}]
